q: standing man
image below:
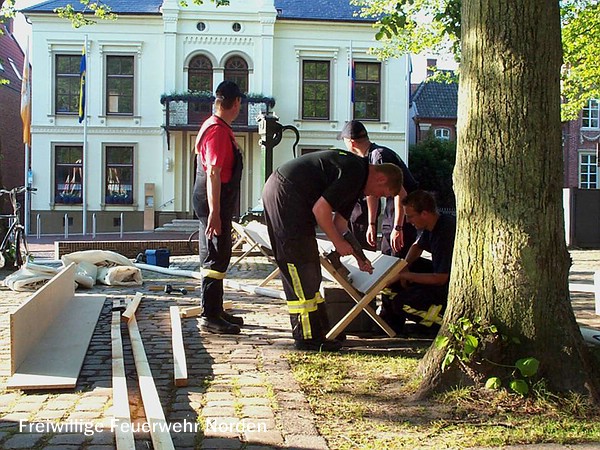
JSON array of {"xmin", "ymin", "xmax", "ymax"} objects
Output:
[
  {"xmin": 340, "ymin": 120, "xmax": 419, "ymax": 258},
  {"xmin": 262, "ymin": 150, "xmax": 404, "ymax": 351},
  {"xmin": 381, "ymin": 190, "xmax": 456, "ymax": 334},
  {"xmin": 193, "ymin": 80, "xmax": 245, "ymax": 335}
]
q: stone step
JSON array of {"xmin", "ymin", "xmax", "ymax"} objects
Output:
[{"xmin": 155, "ymin": 219, "xmax": 199, "ymax": 233}]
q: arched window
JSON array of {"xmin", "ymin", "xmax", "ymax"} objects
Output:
[
  {"xmin": 224, "ymin": 56, "xmax": 248, "ymax": 93},
  {"xmin": 188, "ymin": 55, "xmax": 213, "ymax": 93},
  {"xmin": 188, "ymin": 55, "xmax": 213, "ymax": 124}
]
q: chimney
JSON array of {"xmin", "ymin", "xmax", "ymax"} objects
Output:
[{"xmin": 426, "ymin": 58, "xmax": 437, "ymax": 78}]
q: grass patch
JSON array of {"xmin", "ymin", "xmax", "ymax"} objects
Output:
[{"xmin": 286, "ymin": 350, "xmax": 600, "ymax": 449}]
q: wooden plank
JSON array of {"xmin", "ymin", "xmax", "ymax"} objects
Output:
[
  {"xmin": 170, "ymin": 306, "xmax": 188, "ymax": 387},
  {"xmin": 180, "ymin": 306, "xmax": 203, "ymax": 318},
  {"xmin": 111, "ymin": 301, "xmax": 136, "ymax": 450},
  {"xmin": 127, "ymin": 315, "xmax": 175, "ymax": 450},
  {"xmin": 10, "ymin": 263, "xmax": 78, "ymax": 375},
  {"xmin": 122, "ymin": 292, "xmax": 144, "ymax": 322},
  {"xmin": 179, "ymin": 300, "xmax": 232, "ymax": 318},
  {"xmin": 7, "ymin": 293, "xmax": 105, "ymax": 390}
]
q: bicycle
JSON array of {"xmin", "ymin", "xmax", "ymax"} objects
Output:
[{"xmin": 0, "ymin": 186, "xmax": 36, "ymax": 269}]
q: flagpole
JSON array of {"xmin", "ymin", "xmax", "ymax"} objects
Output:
[
  {"xmin": 82, "ymin": 35, "xmax": 88, "ymax": 235},
  {"xmin": 348, "ymin": 40, "xmax": 353, "ymax": 121},
  {"xmin": 21, "ymin": 37, "xmax": 31, "ymax": 235}
]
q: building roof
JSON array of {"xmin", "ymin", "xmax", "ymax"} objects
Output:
[
  {"xmin": 275, "ymin": 0, "xmax": 372, "ymax": 23},
  {"xmin": 0, "ymin": 22, "xmax": 26, "ymax": 90},
  {"xmin": 22, "ymin": 0, "xmax": 373, "ymax": 22},
  {"xmin": 412, "ymin": 80, "xmax": 458, "ymax": 119},
  {"xmin": 21, "ymin": 0, "xmax": 163, "ymax": 15}
]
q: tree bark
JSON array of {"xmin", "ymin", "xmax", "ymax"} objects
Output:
[{"xmin": 417, "ymin": 0, "xmax": 600, "ymax": 400}]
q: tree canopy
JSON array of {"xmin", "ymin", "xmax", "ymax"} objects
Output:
[{"xmin": 355, "ymin": 0, "xmax": 600, "ymax": 120}]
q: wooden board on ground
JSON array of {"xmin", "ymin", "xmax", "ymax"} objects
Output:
[
  {"xmin": 128, "ymin": 315, "xmax": 175, "ymax": 450},
  {"xmin": 111, "ymin": 301, "xmax": 135, "ymax": 450},
  {"xmin": 170, "ymin": 306, "xmax": 188, "ymax": 387},
  {"xmin": 180, "ymin": 306, "xmax": 203, "ymax": 318},
  {"xmin": 122, "ymin": 292, "xmax": 143, "ymax": 322},
  {"xmin": 8, "ymin": 264, "xmax": 106, "ymax": 390}
]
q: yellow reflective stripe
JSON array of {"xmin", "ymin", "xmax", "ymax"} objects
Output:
[
  {"xmin": 381, "ymin": 288, "xmax": 397, "ymax": 299},
  {"xmin": 202, "ymin": 268, "xmax": 226, "ymax": 279},
  {"xmin": 300, "ymin": 313, "xmax": 312, "ymax": 339},
  {"xmin": 288, "ymin": 263, "xmax": 305, "ymax": 301},
  {"xmin": 402, "ymin": 304, "xmax": 443, "ymax": 327},
  {"xmin": 422, "ymin": 304, "xmax": 443, "ymax": 326},
  {"xmin": 315, "ymin": 291, "xmax": 325, "ymax": 304},
  {"xmin": 287, "ymin": 298, "xmax": 319, "ymax": 313},
  {"xmin": 287, "ymin": 263, "xmax": 313, "ymax": 340}
]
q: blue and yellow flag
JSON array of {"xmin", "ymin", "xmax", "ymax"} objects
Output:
[{"xmin": 78, "ymin": 46, "xmax": 86, "ymax": 123}]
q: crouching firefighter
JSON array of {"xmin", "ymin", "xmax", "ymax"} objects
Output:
[
  {"xmin": 193, "ymin": 81, "xmax": 245, "ymax": 335},
  {"xmin": 261, "ymin": 149, "xmax": 404, "ymax": 351},
  {"xmin": 379, "ymin": 190, "xmax": 456, "ymax": 335}
]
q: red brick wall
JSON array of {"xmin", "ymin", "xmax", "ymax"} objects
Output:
[
  {"xmin": 0, "ymin": 24, "xmax": 26, "ymax": 205},
  {"xmin": 562, "ymin": 115, "xmax": 599, "ymax": 188}
]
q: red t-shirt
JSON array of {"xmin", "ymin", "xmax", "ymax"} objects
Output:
[{"xmin": 195, "ymin": 116, "xmax": 235, "ymax": 183}]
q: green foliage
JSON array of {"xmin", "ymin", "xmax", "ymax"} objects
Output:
[
  {"xmin": 353, "ymin": 0, "xmax": 460, "ymax": 59},
  {"xmin": 561, "ymin": 0, "xmax": 600, "ymax": 120},
  {"xmin": 408, "ymin": 136, "xmax": 456, "ymax": 208},
  {"xmin": 435, "ymin": 317, "xmax": 497, "ymax": 371},
  {"xmin": 356, "ymin": 0, "xmax": 598, "ymax": 122},
  {"xmin": 435, "ymin": 317, "xmax": 540, "ymax": 396},
  {"xmin": 48, "ymin": 0, "xmax": 229, "ymax": 28},
  {"xmin": 54, "ymin": 1, "xmax": 116, "ymax": 28}
]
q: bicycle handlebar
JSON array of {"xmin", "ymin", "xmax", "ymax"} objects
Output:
[{"xmin": 0, "ymin": 186, "xmax": 37, "ymax": 196}]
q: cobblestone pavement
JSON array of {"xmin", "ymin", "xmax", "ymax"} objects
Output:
[{"xmin": 0, "ymin": 238, "xmax": 598, "ymax": 450}]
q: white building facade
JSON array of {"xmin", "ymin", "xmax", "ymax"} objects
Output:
[{"xmin": 24, "ymin": 0, "xmax": 410, "ymax": 234}]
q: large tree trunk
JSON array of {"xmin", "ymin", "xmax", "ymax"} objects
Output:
[{"xmin": 417, "ymin": 0, "xmax": 600, "ymax": 400}]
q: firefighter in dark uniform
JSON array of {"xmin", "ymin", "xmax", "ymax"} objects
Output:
[
  {"xmin": 193, "ymin": 81, "xmax": 245, "ymax": 335},
  {"xmin": 262, "ymin": 150, "xmax": 404, "ymax": 351},
  {"xmin": 382, "ymin": 190, "xmax": 456, "ymax": 335},
  {"xmin": 340, "ymin": 120, "xmax": 419, "ymax": 258}
]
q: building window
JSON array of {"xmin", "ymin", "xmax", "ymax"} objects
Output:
[
  {"xmin": 582, "ymin": 99, "xmax": 599, "ymax": 129},
  {"xmin": 302, "ymin": 60, "xmax": 330, "ymax": 120},
  {"xmin": 434, "ymin": 127, "xmax": 451, "ymax": 140},
  {"xmin": 579, "ymin": 152, "xmax": 598, "ymax": 189},
  {"xmin": 196, "ymin": 22, "xmax": 206, "ymax": 31},
  {"xmin": 353, "ymin": 62, "xmax": 380, "ymax": 121},
  {"xmin": 55, "ymin": 146, "xmax": 83, "ymax": 204},
  {"xmin": 224, "ymin": 56, "xmax": 248, "ymax": 92},
  {"xmin": 188, "ymin": 55, "xmax": 213, "ymax": 121},
  {"xmin": 105, "ymin": 146, "xmax": 134, "ymax": 204},
  {"xmin": 106, "ymin": 55, "xmax": 134, "ymax": 115},
  {"xmin": 55, "ymin": 54, "xmax": 81, "ymax": 114},
  {"xmin": 232, "ymin": 22, "xmax": 242, "ymax": 32}
]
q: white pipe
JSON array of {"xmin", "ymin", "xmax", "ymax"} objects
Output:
[{"xmin": 133, "ymin": 262, "xmax": 285, "ymax": 300}]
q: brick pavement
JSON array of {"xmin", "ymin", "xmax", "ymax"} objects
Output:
[{"xmin": 0, "ymin": 240, "xmax": 598, "ymax": 449}]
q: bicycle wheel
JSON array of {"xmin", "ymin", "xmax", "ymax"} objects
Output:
[
  {"xmin": 14, "ymin": 231, "xmax": 23, "ymax": 268},
  {"xmin": 18, "ymin": 228, "xmax": 30, "ymax": 267},
  {"xmin": 187, "ymin": 229, "xmax": 199, "ymax": 254}
]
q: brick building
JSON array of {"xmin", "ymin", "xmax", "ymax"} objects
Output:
[
  {"xmin": 0, "ymin": 19, "xmax": 26, "ymax": 196},
  {"xmin": 563, "ymin": 99, "xmax": 600, "ymax": 189}
]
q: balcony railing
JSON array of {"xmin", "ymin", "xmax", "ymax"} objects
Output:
[{"xmin": 160, "ymin": 94, "xmax": 276, "ymax": 132}]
